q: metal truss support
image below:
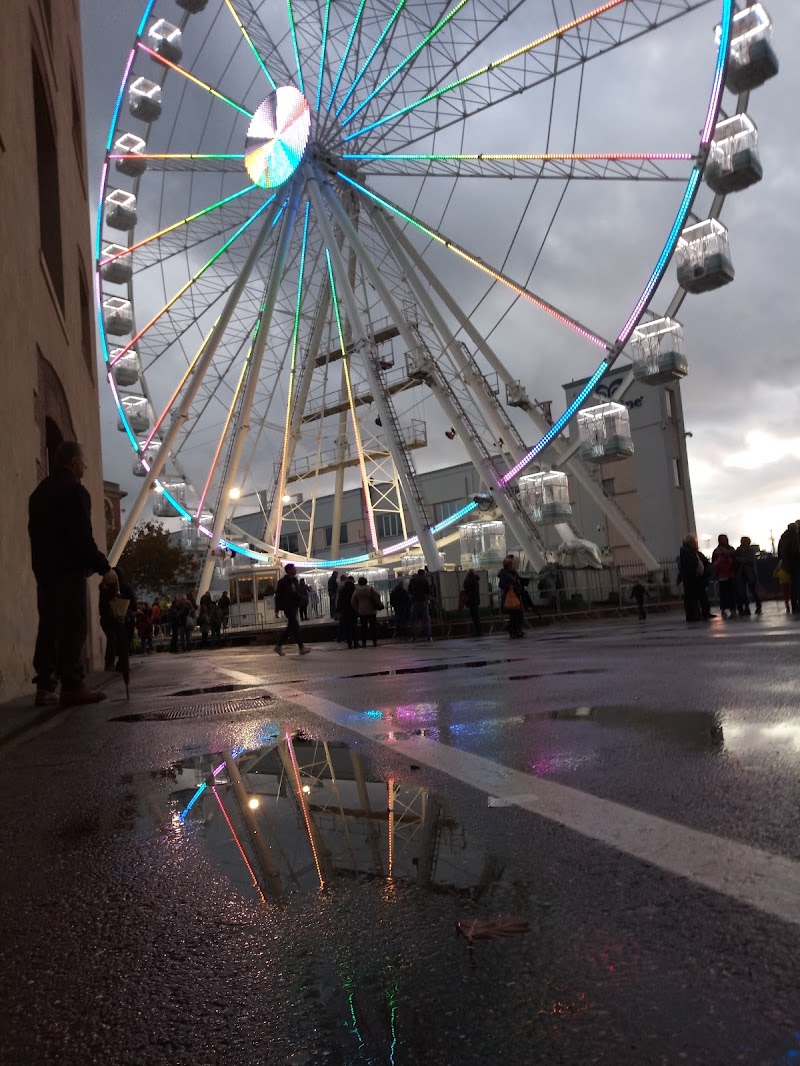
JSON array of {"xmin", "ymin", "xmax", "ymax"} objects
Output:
[
  {"xmin": 109, "ymin": 196, "xmax": 284, "ymax": 565},
  {"xmin": 307, "ymin": 166, "xmax": 441, "ymax": 570},
  {"xmin": 381, "ymin": 211, "xmax": 660, "ymax": 571},
  {"xmin": 198, "ymin": 186, "xmax": 302, "ymax": 594}
]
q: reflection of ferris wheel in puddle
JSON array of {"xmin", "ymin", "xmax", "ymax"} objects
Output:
[{"xmin": 96, "ymin": 0, "xmax": 773, "ymax": 586}]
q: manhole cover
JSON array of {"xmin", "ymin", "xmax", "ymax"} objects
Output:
[{"xmin": 111, "ymin": 694, "xmax": 273, "ymax": 722}]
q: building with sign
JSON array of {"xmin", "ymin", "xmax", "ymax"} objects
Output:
[
  {"xmin": 562, "ymin": 367, "xmax": 696, "ymax": 565},
  {"xmin": 0, "ymin": 0, "xmax": 106, "ymax": 700}
]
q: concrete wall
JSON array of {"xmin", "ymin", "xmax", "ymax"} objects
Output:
[{"xmin": 0, "ymin": 0, "xmax": 105, "ymax": 700}]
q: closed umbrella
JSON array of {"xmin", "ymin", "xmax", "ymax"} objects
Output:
[{"xmin": 109, "ymin": 595, "xmax": 131, "ymax": 699}]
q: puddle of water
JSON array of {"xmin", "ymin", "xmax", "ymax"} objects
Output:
[
  {"xmin": 277, "ymin": 657, "xmax": 525, "ymax": 685},
  {"xmin": 148, "ymin": 734, "xmax": 509, "ymax": 906}
]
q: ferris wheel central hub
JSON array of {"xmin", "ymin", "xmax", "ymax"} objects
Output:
[{"xmin": 244, "ymin": 85, "xmax": 311, "ymax": 190}]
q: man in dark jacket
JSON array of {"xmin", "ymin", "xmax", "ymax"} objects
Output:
[
  {"xmin": 274, "ymin": 563, "xmax": 311, "ymax": 656},
  {"xmin": 462, "ymin": 569, "xmax": 482, "ymax": 636},
  {"xmin": 408, "ymin": 569, "xmax": 432, "ymax": 642},
  {"xmin": 327, "ymin": 570, "xmax": 339, "ymax": 617},
  {"xmin": 778, "ymin": 523, "xmax": 800, "ymax": 613},
  {"xmin": 28, "ymin": 441, "xmax": 116, "ymax": 706}
]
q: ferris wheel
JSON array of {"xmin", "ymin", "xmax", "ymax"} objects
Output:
[{"xmin": 98, "ymin": 0, "xmax": 777, "ymax": 588}]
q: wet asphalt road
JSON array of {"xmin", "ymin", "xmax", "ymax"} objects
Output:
[{"xmin": 1, "ymin": 606, "xmax": 799, "ymax": 1065}]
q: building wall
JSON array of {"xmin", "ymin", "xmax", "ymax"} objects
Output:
[
  {"xmin": 562, "ymin": 367, "xmax": 696, "ymax": 566},
  {"xmin": 0, "ymin": 0, "xmax": 106, "ymax": 700}
]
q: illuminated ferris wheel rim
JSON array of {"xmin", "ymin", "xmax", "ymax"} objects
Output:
[{"xmin": 96, "ymin": 0, "xmax": 736, "ymax": 573}]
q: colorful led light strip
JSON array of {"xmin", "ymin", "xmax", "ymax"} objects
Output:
[
  {"xmin": 342, "ymin": 152, "xmax": 695, "ymax": 162},
  {"xmin": 274, "ymin": 201, "xmax": 311, "ymax": 552},
  {"xmin": 136, "ymin": 43, "xmax": 253, "ymax": 118},
  {"xmin": 326, "ymin": 0, "xmax": 367, "ymax": 111},
  {"xmin": 178, "ymin": 749, "xmax": 244, "ymax": 823},
  {"xmin": 105, "ymin": 47, "xmax": 138, "ymax": 154},
  {"xmin": 338, "ymin": 172, "xmax": 608, "ymax": 348},
  {"xmin": 335, "ymin": 0, "xmax": 407, "ymax": 117},
  {"xmin": 326, "ymin": 249, "xmax": 379, "ymax": 551},
  {"xmin": 143, "ymin": 319, "xmax": 217, "ymax": 449},
  {"xmin": 341, "ymin": 0, "xmax": 470, "ymax": 128},
  {"xmin": 498, "ymin": 362, "xmax": 609, "ymax": 484},
  {"xmin": 109, "ymin": 194, "xmax": 276, "ymax": 366},
  {"xmin": 109, "ymin": 152, "xmax": 246, "ymax": 161},
  {"xmin": 223, "ymin": 0, "xmax": 277, "ymax": 91},
  {"xmin": 285, "ymin": 734, "xmax": 325, "ymax": 888},
  {"xmin": 429, "ymin": 500, "xmax": 479, "ymax": 533},
  {"xmin": 99, "ymin": 184, "xmax": 257, "ymax": 268},
  {"xmin": 136, "ymin": 0, "xmax": 157, "ymax": 37},
  {"xmin": 387, "ymin": 778, "xmax": 395, "ymax": 879},
  {"xmin": 286, "ymin": 0, "xmax": 305, "ymax": 93},
  {"xmin": 211, "ymin": 786, "xmax": 267, "ymax": 902},
  {"xmin": 315, "ymin": 0, "xmax": 332, "ymax": 112},
  {"xmin": 344, "ymin": 0, "xmax": 627, "ymax": 141}
]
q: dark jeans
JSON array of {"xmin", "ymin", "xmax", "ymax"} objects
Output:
[
  {"xmin": 633, "ymin": 598, "xmax": 647, "ymax": 620},
  {"xmin": 506, "ymin": 609, "xmax": 524, "ymax": 638},
  {"xmin": 393, "ymin": 607, "xmax": 410, "ymax": 638},
  {"xmin": 410, "ymin": 601, "xmax": 431, "ymax": 639},
  {"xmin": 684, "ymin": 579, "xmax": 711, "ymax": 621},
  {"xmin": 718, "ymin": 579, "xmax": 737, "ymax": 614},
  {"xmin": 359, "ymin": 614, "xmax": 378, "ymax": 646},
  {"xmin": 468, "ymin": 602, "xmax": 482, "ymax": 635},
  {"xmin": 792, "ymin": 566, "xmax": 800, "ymax": 613},
  {"xmin": 33, "ymin": 573, "xmax": 88, "ymax": 691},
  {"xmin": 737, "ymin": 574, "xmax": 761, "ymax": 612},
  {"xmin": 277, "ymin": 606, "xmax": 303, "ymax": 648}
]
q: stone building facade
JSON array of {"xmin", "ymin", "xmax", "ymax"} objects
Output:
[{"xmin": 0, "ymin": 0, "xmax": 106, "ymax": 700}]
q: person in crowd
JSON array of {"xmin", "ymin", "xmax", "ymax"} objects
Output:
[
  {"xmin": 389, "ymin": 578, "xmax": 411, "ymax": 640},
  {"xmin": 150, "ymin": 599, "xmax": 161, "ymax": 641},
  {"xmin": 218, "ymin": 590, "xmax": 231, "ymax": 634},
  {"xmin": 336, "ymin": 575, "xmax": 359, "ymax": 649},
  {"xmin": 327, "ymin": 571, "xmax": 339, "ymax": 618},
  {"xmin": 209, "ymin": 599, "xmax": 223, "ymax": 645},
  {"xmin": 630, "ymin": 581, "xmax": 649, "ymax": 621},
  {"xmin": 462, "ymin": 568, "xmax": 482, "ymax": 636},
  {"xmin": 778, "ymin": 522, "xmax": 800, "ymax": 614},
  {"xmin": 309, "ymin": 584, "xmax": 320, "ymax": 616},
  {"xmin": 678, "ymin": 534, "xmax": 714, "ymax": 622},
  {"xmin": 165, "ymin": 597, "xmax": 180, "ymax": 653},
  {"xmin": 712, "ymin": 534, "xmax": 738, "ymax": 620},
  {"xmin": 298, "ymin": 578, "xmax": 310, "ymax": 622},
  {"xmin": 98, "ymin": 566, "xmax": 136, "ymax": 669},
  {"xmin": 136, "ymin": 601, "xmax": 154, "ymax": 654},
  {"xmin": 197, "ymin": 602, "xmax": 211, "ymax": 646},
  {"xmin": 408, "ymin": 569, "xmax": 433, "ymax": 642},
  {"xmin": 351, "ymin": 576, "xmax": 383, "ymax": 647},
  {"xmin": 28, "ymin": 440, "xmax": 117, "ymax": 707},
  {"xmin": 735, "ymin": 536, "xmax": 761, "ymax": 616},
  {"xmin": 199, "ymin": 590, "xmax": 213, "ymax": 613},
  {"xmin": 274, "ymin": 563, "xmax": 311, "ymax": 656},
  {"xmin": 177, "ymin": 594, "xmax": 195, "ymax": 652},
  {"xmin": 774, "ymin": 561, "xmax": 792, "ymax": 612},
  {"xmin": 498, "ymin": 557, "xmax": 525, "ymax": 639}
]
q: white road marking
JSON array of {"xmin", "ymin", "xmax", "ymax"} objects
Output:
[
  {"xmin": 218, "ymin": 667, "xmax": 264, "ymax": 686},
  {"xmin": 284, "ymin": 690, "xmax": 800, "ymax": 928}
]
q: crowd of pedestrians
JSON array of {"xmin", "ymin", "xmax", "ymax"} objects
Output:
[{"xmin": 677, "ymin": 526, "xmax": 799, "ymax": 623}]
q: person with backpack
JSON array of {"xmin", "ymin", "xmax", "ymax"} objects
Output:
[
  {"xmin": 274, "ymin": 563, "xmax": 311, "ymax": 656},
  {"xmin": 351, "ymin": 576, "xmax": 383, "ymax": 647}
]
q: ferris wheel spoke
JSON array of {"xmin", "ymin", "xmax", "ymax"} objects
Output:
[
  {"xmin": 108, "ymin": 152, "xmax": 246, "ymax": 173},
  {"xmin": 315, "ymin": 0, "xmax": 333, "ymax": 112},
  {"xmin": 136, "ymin": 44, "xmax": 253, "ymax": 118},
  {"xmin": 348, "ymin": 0, "xmax": 714, "ymax": 150},
  {"xmin": 340, "ymin": 0, "xmax": 469, "ymax": 129},
  {"xmin": 335, "ymin": 0, "xmax": 408, "ymax": 118},
  {"xmin": 326, "ymin": 0, "xmax": 368, "ymax": 112},
  {"xmin": 344, "ymin": 151, "xmax": 695, "ymax": 180},
  {"xmin": 99, "ymin": 184, "xmax": 258, "ymax": 272},
  {"xmin": 222, "ymin": 0, "xmax": 278, "ymax": 91},
  {"xmin": 338, "ymin": 170, "xmax": 610, "ymax": 349},
  {"xmin": 286, "ymin": 0, "xmax": 306, "ymax": 93},
  {"xmin": 108, "ymin": 194, "xmax": 279, "ymax": 368}
]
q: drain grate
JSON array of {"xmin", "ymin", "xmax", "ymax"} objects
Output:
[{"xmin": 111, "ymin": 694, "xmax": 273, "ymax": 722}]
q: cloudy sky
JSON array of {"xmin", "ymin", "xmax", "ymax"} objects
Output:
[{"xmin": 80, "ymin": 0, "xmax": 800, "ymax": 553}]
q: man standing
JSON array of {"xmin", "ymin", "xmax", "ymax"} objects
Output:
[
  {"xmin": 408, "ymin": 569, "xmax": 433, "ymax": 642},
  {"xmin": 735, "ymin": 536, "xmax": 761, "ymax": 616},
  {"xmin": 462, "ymin": 568, "xmax": 482, "ymax": 636},
  {"xmin": 274, "ymin": 562, "xmax": 311, "ymax": 656},
  {"xmin": 327, "ymin": 570, "xmax": 339, "ymax": 617},
  {"xmin": 777, "ymin": 523, "xmax": 799, "ymax": 614},
  {"xmin": 28, "ymin": 441, "xmax": 116, "ymax": 706}
]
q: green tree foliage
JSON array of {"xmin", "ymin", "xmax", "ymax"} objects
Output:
[{"xmin": 118, "ymin": 521, "xmax": 198, "ymax": 599}]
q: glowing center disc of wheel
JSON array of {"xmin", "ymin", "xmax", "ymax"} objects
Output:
[{"xmin": 244, "ymin": 86, "xmax": 311, "ymax": 190}]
